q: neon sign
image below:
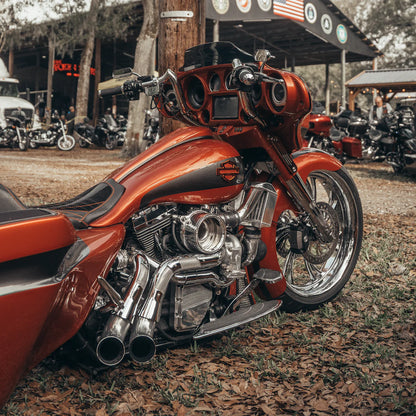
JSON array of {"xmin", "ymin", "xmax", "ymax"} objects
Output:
[{"xmin": 54, "ymin": 59, "xmax": 96, "ymax": 77}]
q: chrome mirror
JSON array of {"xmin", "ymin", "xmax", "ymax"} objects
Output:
[{"xmin": 254, "ymin": 49, "xmax": 273, "ymax": 63}]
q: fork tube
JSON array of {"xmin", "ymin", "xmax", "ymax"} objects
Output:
[{"xmin": 257, "ymin": 132, "xmax": 332, "ymax": 242}]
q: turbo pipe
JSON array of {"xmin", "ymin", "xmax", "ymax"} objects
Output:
[{"xmin": 128, "ymin": 251, "xmax": 224, "ymax": 363}]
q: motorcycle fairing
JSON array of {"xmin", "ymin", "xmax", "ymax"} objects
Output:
[
  {"xmin": 93, "ymin": 127, "xmax": 244, "ymax": 227},
  {"xmin": 255, "ymin": 148, "xmax": 343, "ymax": 299}
]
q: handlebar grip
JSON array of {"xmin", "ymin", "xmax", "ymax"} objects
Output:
[{"xmin": 99, "ymin": 85, "xmax": 123, "ymax": 97}]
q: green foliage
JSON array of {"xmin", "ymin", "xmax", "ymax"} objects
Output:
[
  {"xmin": 1, "ymin": 0, "xmax": 139, "ymax": 57},
  {"xmin": 333, "ymin": 0, "xmax": 416, "ymax": 68}
]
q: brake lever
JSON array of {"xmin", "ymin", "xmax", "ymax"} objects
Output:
[{"xmin": 258, "ymin": 73, "xmax": 284, "ymax": 84}]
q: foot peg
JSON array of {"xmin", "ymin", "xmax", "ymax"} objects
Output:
[
  {"xmin": 253, "ymin": 268, "xmax": 282, "ymax": 283},
  {"xmin": 193, "ymin": 300, "xmax": 281, "ymax": 340}
]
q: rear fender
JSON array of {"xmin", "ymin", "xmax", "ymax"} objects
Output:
[{"xmin": 255, "ymin": 149, "xmax": 342, "ymax": 299}]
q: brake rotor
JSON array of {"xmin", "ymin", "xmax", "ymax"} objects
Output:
[{"xmin": 303, "ymin": 202, "xmax": 340, "ymax": 264}]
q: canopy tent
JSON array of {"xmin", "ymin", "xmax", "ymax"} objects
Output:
[
  {"xmin": 205, "ymin": 0, "xmax": 382, "ymax": 67},
  {"xmin": 346, "ymin": 68, "xmax": 416, "ymax": 109}
]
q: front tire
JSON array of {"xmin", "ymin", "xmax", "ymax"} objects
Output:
[
  {"xmin": 276, "ymin": 167, "xmax": 363, "ymax": 312},
  {"xmin": 105, "ymin": 135, "xmax": 117, "ymax": 150},
  {"xmin": 18, "ymin": 134, "xmax": 28, "ymax": 151},
  {"xmin": 57, "ymin": 135, "xmax": 76, "ymax": 151}
]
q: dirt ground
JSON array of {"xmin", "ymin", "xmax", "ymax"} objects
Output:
[{"xmin": 0, "ymin": 146, "xmax": 415, "ymax": 215}]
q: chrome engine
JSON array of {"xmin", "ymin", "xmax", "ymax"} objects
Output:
[{"xmin": 92, "ymin": 183, "xmax": 277, "ymax": 365}]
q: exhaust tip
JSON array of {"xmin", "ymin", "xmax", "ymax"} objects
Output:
[
  {"xmin": 129, "ymin": 335, "xmax": 156, "ymax": 363},
  {"xmin": 96, "ymin": 336, "xmax": 125, "ymax": 366}
]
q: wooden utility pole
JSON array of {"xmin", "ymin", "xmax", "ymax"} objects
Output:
[
  {"xmin": 46, "ymin": 37, "xmax": 55, "ymax": 125},
  {"xmin": 92, "ymin": 38, "xmax": 102, "ymax": 125},
  {"xmin": 158, "ymin": 0, "xmax": 205, "ymax": 134}
]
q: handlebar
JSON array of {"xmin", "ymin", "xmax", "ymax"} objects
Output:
[
  {"xmin": 99, "ymin": 85, "xmax": 124, "ymax": 97},
  {"xmin": 230, "ymin": 58, "xmax": 284, "ymax": 89},
  {"xmin": 98, "ymin": 64, "xmax": 284, "ymax": 129}
]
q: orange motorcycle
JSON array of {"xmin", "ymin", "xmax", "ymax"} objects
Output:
[
  {"xmin": 0, "ymin": 42, "xmax": 363, "ymax": 407},
  {"xmin": 301, "ymin": 112, "xmax": 363, "ymax": 162}
]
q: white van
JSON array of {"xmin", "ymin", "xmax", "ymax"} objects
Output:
[{"xmin": 0, "ymin": 59, "xmax": 35, "ymax": 128}]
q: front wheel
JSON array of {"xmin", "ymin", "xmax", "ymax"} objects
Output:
[
  {"xmin": 18, "ymin": 133, "xmax": 28, "ymax": 151},
  {"xmin": 276, "ymin": 167, "xmax": 363, "ymax": 312},
  {"xmin": 105, "ymin": 135, "xmax": 117, "ymax": 150},
  {"xmin": 57, "ymin": 135, "xmax": 76, "ymax": 151}
]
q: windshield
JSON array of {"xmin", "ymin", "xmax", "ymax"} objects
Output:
[
  {"xmin": 181, "ymin": 42, "xmax": 255, "ymax": 71},
  {"xmin": 0, "ymin": 82, "xmax": 20, "ymax": 97}
]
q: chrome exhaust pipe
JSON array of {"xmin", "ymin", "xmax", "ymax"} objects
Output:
[
  {"xmin": 128, "ymin": 252, "xmax": 223, "ymax": 363},
  {"xmin": 96, "ymin": 253, "xmax": 150, "ymax": 366}
]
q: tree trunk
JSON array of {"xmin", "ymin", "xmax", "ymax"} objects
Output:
[
  {"xmin": 122, "ymin": 0, "xmax": 159, "ymax": 158},
  {"xmin": 76, "ymin": 0, "xmax": 100, "ymax": 122},
  {"xmin": 158, "ymin": 0, "xmax": 205, "ymax": 135}
]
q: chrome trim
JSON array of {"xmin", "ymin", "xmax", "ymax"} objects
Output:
[
  {"xmin": 237, "ymin": 182, "xmax": 278, "ymax": 228},
  {"xmin": 173, "ymin": 270, "xmax": 233, "ymax": 287}
]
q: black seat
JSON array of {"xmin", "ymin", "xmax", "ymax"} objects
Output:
[
  {"xmin": 41, "ymin": 178, "xmax": 125, "ymax": 228},
  {"xmin": 0, "ymin": 179, "xmax": 125, "ymax": 229}
]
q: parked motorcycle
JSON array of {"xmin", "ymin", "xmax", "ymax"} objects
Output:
[
  {"xmin": 0, "ymin": 116, "xmax": 29, "ymax": 151},
  {"xmin": 29, "ymin": 112, "xmax": 76, "ymax": 151},
  {"xmin": 301, "ymin": 111, "xmax": 363, "ymax": 163},
  {"xmin": 301, "ymin": 112, "xmax": 343, "ymax": 159},
  {"xmin": 140, "ymin": 108, "xmax": 160, "ymax": 152},
  {"xmin": 115, "ymin": 114, "xmax": 127, "ymax": 146},
  {"xmin": 331, "ymin": 109, "xmax": 365, "ymax": 161},
  {"xmin": 369, "ymin": 109, "xmax": 416, "ymax": 173},
  {"xmin": 75, "ymin": 116, "xmax": 119, "ymax": 150},
  {"xmin": 0, "ymin": 42, "xmax": 363, "ymax": 407}
]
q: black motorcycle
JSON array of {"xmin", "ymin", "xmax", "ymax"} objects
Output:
[
  {"xmin": 75, "ymin": 116, "xmax": 118, "ymax": 150},
  {"xmin": 115, "ymin": 114, "xmax": 127, "ymax": 146},
  {"xmin": 139, "ymin": 108, "xmax": 160, "ymax": 152},
  {"xmin": 371, "ymin": 109, "xmax": 416, "ymax": 173},
  {"xmin": 0, "ymin": 116, "xmax": 29, "ymax": 151},
  {"xmin": 29, "ymin": 113, "xmax": 76, "ymax": 151}
]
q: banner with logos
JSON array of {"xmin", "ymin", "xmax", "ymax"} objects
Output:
[{"xmin": 206, "ymin": 0, "xmax": 377, "ymax": 57}]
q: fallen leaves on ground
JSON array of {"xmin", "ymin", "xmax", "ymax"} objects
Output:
[{"xmin": 2, "ymin": 213, "xmax": 415, "ymax": 416}]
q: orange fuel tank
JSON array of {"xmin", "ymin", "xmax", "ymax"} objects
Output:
[{"xmin": 92, "ymin": 126, "xmax": 244, "ymax": 227}]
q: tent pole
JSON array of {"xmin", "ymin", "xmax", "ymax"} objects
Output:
[
  {"xmin": 325, "ymin": 63, "xmax": 330, "ymax": 114},
  {"xmin": 341, "ymin": 49, "xmax": 346, "ymax": 109},
  {"xmin": 213, "ymin": 20, "xmax": 219, "ymax": 42}
]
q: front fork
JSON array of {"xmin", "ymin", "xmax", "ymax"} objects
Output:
[
  {"xmin": 259, "ymin": 134, "xmax": 333, "ymax": 243},
  {"xmin": 284, "ymin": 173, "xmax": 333, "ymax": 243}
]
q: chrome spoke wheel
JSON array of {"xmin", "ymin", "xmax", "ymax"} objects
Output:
[{"xmin": 277, "ymin": 168, "xmax": 363, "ymax": 311}]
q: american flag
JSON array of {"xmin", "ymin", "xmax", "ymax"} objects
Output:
[{"xmin": 273, "ymin": 0, "xmax": 304, "ymax": 22}]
